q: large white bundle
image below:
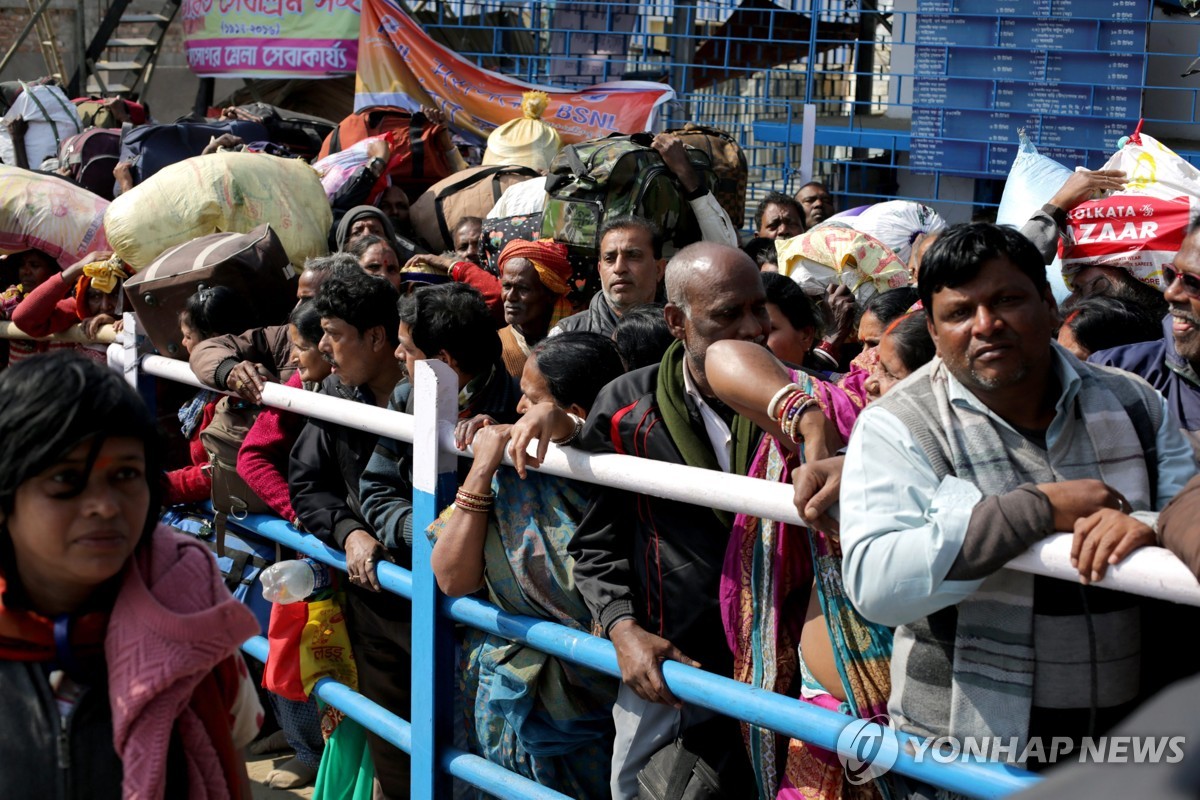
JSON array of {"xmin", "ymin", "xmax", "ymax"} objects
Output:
[{"xmin": 0, "ymin": 83, "xmax": 82, "ymax": 169}]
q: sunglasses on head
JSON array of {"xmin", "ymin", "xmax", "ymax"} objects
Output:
[{"xmin": 1162, "ymin": 265, "xmax": 1200, "ymax": 299}]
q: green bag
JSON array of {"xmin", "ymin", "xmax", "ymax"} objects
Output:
[
  {"xmin": 312, "ymin": 711, "xmax": 375, "ymax": 800},
  {"xmin": 541, "ymin": 133, "xmax": 716, "ymax": 263}
]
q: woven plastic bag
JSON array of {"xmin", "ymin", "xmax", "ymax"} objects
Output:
[
  {"xmin": 838, "ymin": 200, "xmax": 947, "ymax": 265},
  {"xmin": 995, "ymin": 132, "xmax": 1075, "ymax": 301},
  {"xmin": 777, "ymin": 223, "xmax": 910, "ymax": 304},
  {"xmin": 0, "ymin": 165, "xmax": 110, "ymax": 268},
  {"xmin": 103, "ymin": 151, "xmax": 332, "ymax": 269},
  {"xmin": 1060, "ymin": 130, "xmax": 1200, "ymax": 293}
]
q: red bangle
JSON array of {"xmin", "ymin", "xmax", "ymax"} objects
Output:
[{"xmin": 815, "ymin": 340, "xmax": 838, "ymax": 356}]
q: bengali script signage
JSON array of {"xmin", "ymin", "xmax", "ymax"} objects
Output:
[
  {"xmin": 355, "ymin": 0, "xmax": 675, "ymax": 143},
  {"xmin": 182, "ymin": 0, "xmax": 359, "ymax": 78}
]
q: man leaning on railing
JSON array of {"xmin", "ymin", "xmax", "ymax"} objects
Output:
[{"xmin": 840, "ymin": 223, "xmax": 1200, "ymax": 794}]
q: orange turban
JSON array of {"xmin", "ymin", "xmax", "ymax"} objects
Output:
[{"xmin": 497, "ymin": 239, "xmax": 574, "ymax": 328}]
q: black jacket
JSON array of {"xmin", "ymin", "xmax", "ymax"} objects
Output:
[
  {"xmin": 569, "ymin": 363, "xmax": 754, "ymax": 677},
  {"xmin": 359, "ymin": 364, "xmax": 522, "ymax": 561},
  {"xmin": 288, "ymin": 375, "xmax": 385, "ymax": 550}
]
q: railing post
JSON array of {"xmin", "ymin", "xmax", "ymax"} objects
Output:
[{"xmin": 409, "ymin": 359, "xmax": 459, "ymax": 800}]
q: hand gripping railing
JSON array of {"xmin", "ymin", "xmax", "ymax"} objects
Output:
[{"xmin": 102, "ymin": 332, "xmax": 1200, "ymax": 800}]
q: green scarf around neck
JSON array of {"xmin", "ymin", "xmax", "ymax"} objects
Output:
[{"xmin": 656, "ymin": 339, "xmax": 759, "ymax": 528}]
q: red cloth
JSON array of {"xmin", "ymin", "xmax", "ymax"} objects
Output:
[
  {"xmin": 107, "ymin": 526, "xmax": 260, "ymax": 800},
  {"xmin": 237, "ymin": 373, "xmax": 305, "ymax": 522},
  {"xmin": 449, "ymin": 260, "xmax": 504, "ymax": 325},
  {"xmin": 10, "ymin": 274, "xmax": 77, "ymax": 337},
  {"xmin": 165, "ymin": 400, "xmax": 218, "ymax": 505}
]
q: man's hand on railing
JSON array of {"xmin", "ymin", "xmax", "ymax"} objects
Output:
[
  {"xmin": 793, "ymin": 455, "xmax": 845, "ymax": 534},
  {"xmin": 609, "ymin": 619, "xmax": 700, "ymax": 710},
  {"xmin": 1037, "ymin": 478, "xmax": 1130, "ymax": 532},
  {"xmin": 225, "ymin": 360, "xmax": 276, "ymax": 403},
  {"xmin": 344, "ymin": 529, "xmax": 394, "ymax": 592},
  {"xmin": 1071, "ymin": 509, "xmax": 1156, "ymax": 586}
]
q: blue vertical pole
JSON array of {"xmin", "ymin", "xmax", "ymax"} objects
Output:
[{"xmin": 409, "ymin": 359, "xmax": 459, "ymax": 800}]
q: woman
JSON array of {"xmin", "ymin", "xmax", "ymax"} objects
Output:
[
  {"xmin": 345, "ymin": 234, "xmax": 403, "ymax": 293},
  {"xmin": 0, "ymin": 351, "xmax": 261, "ymax": 799},
  {"xmin": 863, "ymin": 310, "xmax": 935, "ymax": 402},
  {"xmin": 706, "ymin": 323, "xmax": 934, "ymax": 800},
  {"xmin": 1, "ymin": 249, "xmax": 64, "ymax": 368},
  {"xmin": 1056, "ymin": 294, "xmax": 1161, "ymax": 360},
  {"xmin": 167, "ymin": 286, "xmax": 257, "ymax": 505},
  {"xmin": 11, "ymin": 252, "xmax": 133, "ymax": 363},
  {"xmin": 429, "ymin": 332, "xmax": 625, "ymax": 800}
]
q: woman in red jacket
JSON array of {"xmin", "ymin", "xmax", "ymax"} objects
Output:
[{"xmin": 166, "ymin": 286, "xmax": 258, "ymax": 505}]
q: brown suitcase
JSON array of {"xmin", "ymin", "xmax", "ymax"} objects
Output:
[
  {"xmin": 123, "ymin": 224, "xmax": 297, "ymax": 358},
  {"xmin": 411, "ymin": 164, "xmax": 540, "ymax": 252},
  {"xmin": 667, "ymin": 123, "xmax": 748, "ymax": 229}
]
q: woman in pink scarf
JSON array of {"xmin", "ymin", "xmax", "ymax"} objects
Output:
[{"xmin": 0, "ymin": 351, "xmax": 262, "ymax": 800}]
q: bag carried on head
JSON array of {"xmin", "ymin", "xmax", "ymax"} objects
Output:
[
  {"xmin": 118, "ymin": 119, "xmax": 270, "ymax": 184},
  {"xmin": 0, "ymin": 81, "xmax": 82, "ymax": 169},
  {"xmin": 122, "ymin": 223, "xmax": 297, "ymax": 358},
  {"xmin": 542, "ymin": 132, "xmax": 715, "ymax": 263},
  {"xmin": 73, "ymin": 96, "xmax": 148, "ymax": 129},
  {"xmin": 666, "ymin": 124, "xmax": 747, "ymax": 229},
  {"xmin": 318, "ymin": 107, "xmax": 454, "ymax": 198},
  {"xmin": 411, "ymin": 164, "xmax": 540, "ymax": 253},
  {"xmin": 58, "ymin": 128, "xmax": 121, "ymax": 199}
]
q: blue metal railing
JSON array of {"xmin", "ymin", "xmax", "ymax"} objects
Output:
[{"xmin": 231, "ymin": 512, "xmax": 1038, "ymax": 800}]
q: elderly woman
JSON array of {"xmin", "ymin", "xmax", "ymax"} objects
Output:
[
  {"xmin": 495, "ymin": 239, "xmax": 575, "ymax": 377},
  {"xmin": 430, "ymin": 332, "xmax": 625, "ymax": 800},
  {"xmin": 0, "ymin": 352, "xmax": 261, "ymax": 798}
]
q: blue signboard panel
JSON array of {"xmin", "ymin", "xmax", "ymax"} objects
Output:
[{"xmin": 911, "ymin": 1, "xmax": 1148, "ymax": 178}]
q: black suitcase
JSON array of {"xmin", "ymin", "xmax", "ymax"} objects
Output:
[{"xmin": 118, "ymin": 119, "xmax": 270, "ymax": 184}]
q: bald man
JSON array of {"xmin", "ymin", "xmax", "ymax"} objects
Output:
[{"xmin": 567, "ymin": 242, "xmax": 771, "ymax": 797}]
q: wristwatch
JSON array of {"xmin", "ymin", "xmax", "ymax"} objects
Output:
[{"xmin": 367, "ymin": 156, "xmax": 387, "ymax": 176}]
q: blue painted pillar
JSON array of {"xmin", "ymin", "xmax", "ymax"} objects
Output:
[{"xmin": 409, "ymin": 359, "xmax": 460, "ymax": 800}]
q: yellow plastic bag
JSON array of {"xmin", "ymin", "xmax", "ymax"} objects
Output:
[
  {"xmin": 300, "ymin": 596, "xmax": 358, "ymax": 697},
  {"xmin": 103, "ymin": 151, "xmax": 332, "ymax": 270}
]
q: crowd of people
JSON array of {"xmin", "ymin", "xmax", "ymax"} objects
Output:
[{"xmin": 5, "ymin": 89, "xmax": 1200, "ymax": 800}]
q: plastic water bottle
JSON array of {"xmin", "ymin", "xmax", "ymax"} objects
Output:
[{"xmin": 260, "ymin": 558, "xmax": 331, "ymax": 604}]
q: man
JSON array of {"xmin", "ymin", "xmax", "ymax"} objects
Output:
[
  {"xmin": 794, "ymin": 181, "xmax": 834, "ymax": 229},
  {"xmin": 451, "ymin": 216, "xmax": 484, "ymax": 266},
  {"xmin": 376, "ymin": 185, "xmax": 411, "ymax": 235},
  {"xmin": 568, "ymin": 242, "xmax": 828, "ymax": 798},
  {"xmin": 495, "ymin": 239, "xmax": 574, "ymax": 376},
  {"xmin": 359, "ymin": 282, "xmax": 520, "ymax": 560},
  {"xmin": 840, "ymin": 224, "xmax": 1196, "ymax": 784},
  {"xmin": 753, "ymin": 192, "xmax": 804, "ymax": 240},
  {"xmin": 189, "ymin": 253, "xmax": 360, "ymax": 401},
  {"xmin": 1090, "ymin": 223, "xmax": 1200, "ymax": 455},
  {"xmin": 553, "ymin": 216, "xmax": 666, "ymax": 338},
  {"xmin": 287, "ymin": 271, "xmax": 409, "ymax": 798}
]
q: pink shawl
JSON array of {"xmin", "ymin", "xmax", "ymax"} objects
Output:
[{"xmin": 106, "ymin": 525, "xmax": 259, "ymax": 800}]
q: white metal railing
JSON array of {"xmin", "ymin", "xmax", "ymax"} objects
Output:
[
  {"xmin": 0, "ymin": 320, "xmax": 118, "ymax": 344},
  {"xmin": 104, "ymin": 337, "xmax": 1200, "ymax": 609}
]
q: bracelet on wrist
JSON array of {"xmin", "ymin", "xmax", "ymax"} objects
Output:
[{"xmin": 551, "ymin": 413, "xmax": 585, "ymax": 446}]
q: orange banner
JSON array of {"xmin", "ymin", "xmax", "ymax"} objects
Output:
[{"xmin": 355, "ymin": 0, "xmax": 675, "ymax": 144}]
